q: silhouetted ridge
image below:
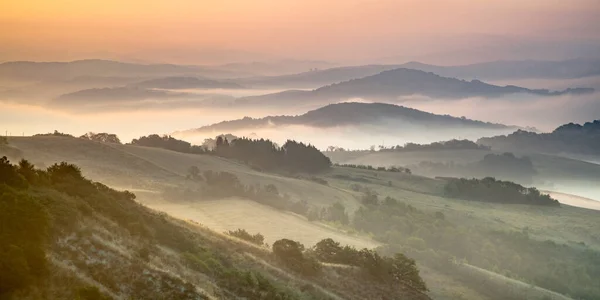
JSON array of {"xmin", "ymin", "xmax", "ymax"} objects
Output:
[
  {"xmin": 183, "ymin": 102, "xmax": 511, "ymax": 133},
  {"xmin": 236, "ymin": 68, "xmax": 593, "ymax": 107},
  {"xmin": 478, "ymin": 120, "xmax": 600, "ymax": 155}
]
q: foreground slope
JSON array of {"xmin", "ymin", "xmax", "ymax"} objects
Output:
[
  {"xmin": 4, "ymin": 136, "xmax": 600, "ymax": 299},
  {"xmin": 0, "ymin": 157, "xmax": 429, "ymax": 300}
]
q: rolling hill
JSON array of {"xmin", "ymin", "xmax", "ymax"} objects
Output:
[
  {"xmin": 3, "ymin": 135, "xmax": 600, "ymax": 300},
  {"xmin": 478, "ymin": 120, "xmax": 600, "ymax": 156},
  {"xmin": 177, "ymin": 102, "xmax": 516, "ymax": 138},
  {"xmin": 400, "ymin": 58, "xmax": 600, "ymax": 80},
  {"xmin": 235, "ymin": 68, "xmax": 593, "ymax": 107},
  {"xmin": 0, "ymin": 59, "xmax": 246, "ymax": 81},
  {"xmin": 131, "ymin": 76, "xmax": 245, "ymax": 89},
  {"xmin": 236, "ymin": 59, "xmax": 600, "ymax": 89}
]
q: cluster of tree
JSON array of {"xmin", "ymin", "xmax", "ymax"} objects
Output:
[
  {"xmin": 129, "ymin": 134, "xmax": 206, "ymax": 154},
  {"xmin": 334, "ymin": 163, "xmax": 411, "ymax": 174},
  {"xmin": 201, "ymin": 134, "xmax": 238, "ymax": 150},
  {"xmin": 33, "ymin": 130, "xmax": 74, "ymax": 138},
  {"xmin": 380, "ymin": 139, "xmax": 491, "ymax": 152},
  {"xmin": 226, "ymin": 229, "xmax": 265, "ymax": 246},
  {"xmin": 325, "ymin": 146, "xmax": 347, "ymax": 152},
  {"xmin": 443, "ymin": 177, "xmax": 560, "ymax": 206},
  {"xmin": 129, "ymin": 134, "xmax": 331, "ymax": 173},
  {"xmin": 349, "ymin": 192, "xmax": 599, "ymax": 299},
  {"xmin": 306, "ymin": 202, "xmax": 349, "ymax": 225},
  {"xmin": 272, "ymin": 239, "xmax": 322, "ymax": 276},
  {"xmin": 214, "ymin": 137, "xmax": 331, "ymax": 173},
  {"xmin": 79, "ymin": 132, "xmax": 122, "ymax": 144},
  {"xmin": 312, "ymin": 238, "xmax": 427, "ymax": 291},
  {"xmin": 478, "ymin": 120, "xmax": 600, "ymax": 155},
  {"xmin": 0, "ymin": 136, "xmax": 7, "ymax": 146},
  {"xmin": 0, "ymin": 157, "xmax": 48, "ymax": 295}
]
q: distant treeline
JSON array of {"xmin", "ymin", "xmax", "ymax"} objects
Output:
[
  {"xmin": 443, "ymin": 177, "xmax": 560, "ymax": 206},
  {"xmin": 381, "ymin": 139, "xmax": 491, "ymax": 152},
  {"xmin": 213, "ymin": 137, "xmax": 331, "ymax": 173},
  {"xmin": 130, "ymin": 134, "xmax": 205, "ymax": 153},
  {"xmin": 334, "ymin": 163, "xmax": 411, "ymax": 174},
  {"xmin": 478, "ymin": 120, "xmax": 600, "ymax": 155},
  {"xmin": 128, "ymin": 134, "xmax": 331, "ymax": 173}
]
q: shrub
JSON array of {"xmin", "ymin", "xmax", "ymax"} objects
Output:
[
  {"xmin": 227, "ymin": 229, "xmax": 265, "ymax": 246},
  {"xmin": 272, "ymin": 239, "xmax": 321, "ymax": 276}
]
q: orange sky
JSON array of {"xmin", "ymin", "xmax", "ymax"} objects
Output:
[{"xmin": 1, "ymin": 0, "xmax": 599, "ymax": 63}]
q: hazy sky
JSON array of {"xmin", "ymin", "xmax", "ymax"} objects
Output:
[{"xmin": 2, "ymin": 0, "xmax": 599, "ymax": 64}]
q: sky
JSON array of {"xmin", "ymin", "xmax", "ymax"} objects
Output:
[{"xmin": 1, "ymin": 0, "xmax": 599, "ymax": 64}]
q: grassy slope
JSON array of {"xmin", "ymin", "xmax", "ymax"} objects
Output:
[
  {"xmin": 2, "ymin": 141, "xmax": 431, "ymax": 300},
  {"xmin": 3, "ymin": 137, "xmax": 371, "ymax": 249},
  {"xmin": 5, "ymin": 136, "xmax": 600, "ymax": 299}
]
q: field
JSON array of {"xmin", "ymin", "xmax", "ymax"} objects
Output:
[
  {"xmin": 3, "ymin": 136, "xmax": 600, "ymax": 300},
  {"xmin": 149, "ymin": 198, "xmax": 379, "ymax": 249}
]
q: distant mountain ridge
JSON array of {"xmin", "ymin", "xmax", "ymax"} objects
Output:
[
  {"xmin": 478, "ymin": 120, "xmax": 600, "ymax": 156},
  {"xmin": 400, "ymin": 58, "xmax": 600, "ymax": 80},
  {"xmin": 0, "ymin": 59, "xmax": 244, "ymax": 81},
  {"xmin": 237, "ymin": 58, "xmax": 600, "ymax": 89},
  {"xmin": 130, "ymin": 76, "xmax": 245, "ymax": 89},
  {"xmin": 179, "ymin": 102, "xmax": 514, "ymax": 134},
  {"xmin": 235, "ymin": 68, "xmax": 594, "ymax": 107}
]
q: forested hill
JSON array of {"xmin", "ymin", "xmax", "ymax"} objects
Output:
[
  {"xmin": 181, "ymin": 102, "xmax": 514, "ymax": 133},
  {"xmin": 235, "ymin": 68, "xmax": 593, "ymax": 106},
  {"xmin": 478, "ymin": 120, "xmax": 600, "ymax": 155}
]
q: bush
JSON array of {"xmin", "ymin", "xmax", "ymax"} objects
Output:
[
  {"xmin": 272, "ymin": 239, "xmax": 321, "ymax": 276},
  {"xmin": 227, "ymin": 229, "xmax": 265, "ymax": 246},
  {"xmin": 0, "ymin": 187, "xmax": 49, "ymax": 296}
]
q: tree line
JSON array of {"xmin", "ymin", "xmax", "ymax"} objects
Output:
[
  {"xmin": 443, "ymin": 177, "xmax": 560, "ymax": 206},
  {"xmin": 334, "ymin": 163, "xmax": 412, "ymax": 174},
  {"xmin": 380, "ymin": 139, "xmax": 491, "ymax": 152},
  {"xmin": 213, "ymin": 136, "xmax": 331, "ymax": 173}
]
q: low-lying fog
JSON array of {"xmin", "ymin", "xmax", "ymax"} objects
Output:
[{"xmin": 1, "ymin": 76, "xmax": 598, "ymax": 144}]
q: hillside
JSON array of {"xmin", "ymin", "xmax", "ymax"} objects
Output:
[
  {"xmin": 478, "ymin": 120, "xmax": 600, "ymax": 156},
  {"xmin": 400, "ymin": 58, "xmax": 600, "ymax": 80},
  {"xmin": 131, "ymin": 76, "xmax": 245, "ymax": 89},
  {"xmin": 0, "ymin": 156, "xmax": 430, "ymax": 300},
  {"xmin": 0, "ymin": 59, "xmax": 242, "ymax": 81},
  {"xmin": 3, "ymin": 136, "xmax": 600, "ymax": 300},
  {"xmin": 326, "ymin": 148, "xmax": 600, "ymax": 202},
  {"xmin": 235, "ymin": 68, "xmax": 593, "ymax": 107},
  {"xmin": 179, "ymin": 102, "xmax": 515, "ymax": 134},
  {"xmin": 236, "ymin": 59, "xmax": 600, "ymax": 90},
  {"xmin": 237, "ymin": 64, "xmax": 401, "ymax": 88},
  {"xmin": 53, "ymin": 86, "xmax": 184, "ymax": 103}
]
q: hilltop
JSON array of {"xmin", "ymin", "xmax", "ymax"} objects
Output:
[
  {"xmin": 478, "ymin": 120, "xmax": 600, "ymax": 156},
  {"xmin": 237, "ymin": 58, "xmax": 600, "ymax": 89},
  {"xmin": 130, "ymin": 76, "xmax": 245, "ymax": 90},
  {"xmin": 179, "ymin": 102, "xmax": 514, "ymax": 134},
  {"xmin": 235, "ymin": 68, "xmax": 593, "ymax": 107}
]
